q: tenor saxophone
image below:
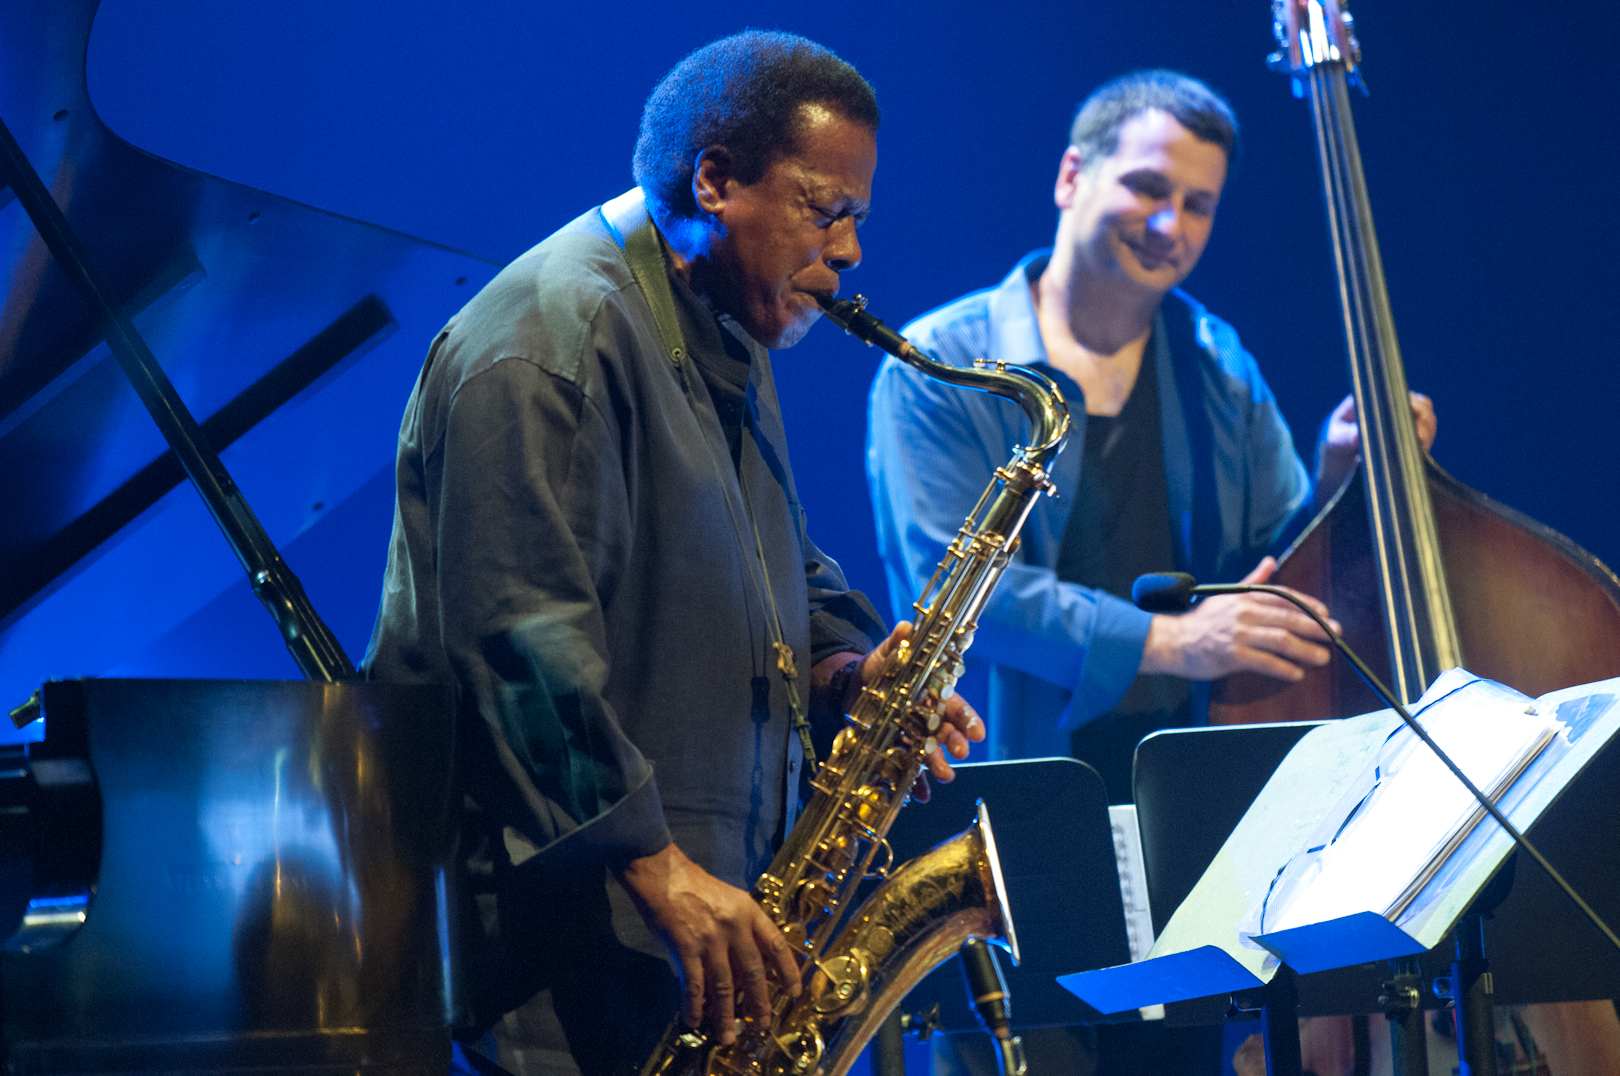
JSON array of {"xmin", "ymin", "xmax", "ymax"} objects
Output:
[{"xmin": 640, "ymin": 294, "xmax": 1071, "ymax": 1076}]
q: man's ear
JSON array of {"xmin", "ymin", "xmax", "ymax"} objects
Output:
[
  {"xmin": 1054, "ymin": 146, "xmax": 1084, "ymax": 210},
  {"xmin": 692, "ymin": 147, "xmax": 736, "ymax": 218}
]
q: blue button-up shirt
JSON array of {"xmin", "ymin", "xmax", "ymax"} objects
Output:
[{"xmin": 867, "ymin": 252, "xmax": 1311, "ymax": 760}]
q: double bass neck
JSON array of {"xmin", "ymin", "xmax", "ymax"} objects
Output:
[{"xmin": 1285, "ymin": 0, "xmax": 1461, "ymax": 703}]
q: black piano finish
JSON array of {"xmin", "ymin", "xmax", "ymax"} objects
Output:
[
  {"xmin": 0, "ymin": 0, "xmax": 499, "ymax": 709},
  {"xmin": 3, "ymin": 679, "xmax": 459, "ymax": 1073}
]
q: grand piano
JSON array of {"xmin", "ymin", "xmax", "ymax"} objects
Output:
[{"xmin": 0, "ymin": 1, "xmax": 498, "ymax": 1070}]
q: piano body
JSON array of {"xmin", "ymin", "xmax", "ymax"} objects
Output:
[{"xmin": 0, "ymin": 0, "xmax": 498, "ymax": 1069}]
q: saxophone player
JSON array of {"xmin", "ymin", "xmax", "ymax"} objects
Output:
[{"xmin": 363, "ymin": 31, "xmax": 983, "ymax": 1076}]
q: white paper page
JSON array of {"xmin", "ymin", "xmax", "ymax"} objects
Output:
[
  {"xmin": 1259, "ymin": 691, "xmax": 1557, "ymax": 934},
  {"xmin": 1108, "ymin": 804, "xmax": 1156, "ymax": 962}
]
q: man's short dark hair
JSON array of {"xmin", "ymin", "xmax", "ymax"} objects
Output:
[
  {"xmin": 634, "ymin": 31, "xmax": 880, "ymax": 219},
  {"xmin": 1069, "ymin": 70, "xmax": 1238, "ymax": 165}
]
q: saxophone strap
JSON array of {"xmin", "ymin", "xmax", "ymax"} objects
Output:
[
  {"xmin": 600, "ymin": 188, "xmax": 687, "ymax": 376},
  {"xmin": 600, "ymin": 188, "xmax": 818, "ymax": 773}
]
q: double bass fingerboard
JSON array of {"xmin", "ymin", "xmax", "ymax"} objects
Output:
[{"xmin": 1280, "ymin": 0, "xmax": 1464, "ymax": 703}]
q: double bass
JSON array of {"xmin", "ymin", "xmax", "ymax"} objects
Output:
[
  {"xmin": 1210, "ymin": 0, "xmax": 1620, "ymax": 726},
  {"xmin": 1209, "ymin": 8, "xmax": 1620, "ymax": 1073}
]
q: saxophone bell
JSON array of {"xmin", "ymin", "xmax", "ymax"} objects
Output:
[{"xmin": 794, "ymin": 800, "xmax": 1018, "ymax": 1076}]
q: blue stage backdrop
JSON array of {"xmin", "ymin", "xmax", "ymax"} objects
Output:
[{"xmin": 83, "ymin": 0, "xmax": 1619, "ymax": 708}]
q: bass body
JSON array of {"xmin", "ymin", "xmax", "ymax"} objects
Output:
[
  {"xmin": 1212, "ymin": 0, "xmax": 1620, "ymax": 725},
  {"xmin": 1212, "ymin": 454, "xmax": 1620, "ymax": 723}
]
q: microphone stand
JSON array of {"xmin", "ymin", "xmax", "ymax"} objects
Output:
[{"xmin": 1146, "ymin": 575, "xmax": 1620, "ymax": 1076}]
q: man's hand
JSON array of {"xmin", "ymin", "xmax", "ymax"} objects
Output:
[
  {"xmin": 1139, "ymin": 557, "xmax": 1339, "ymax": 682},
  {"xmin": 1317, "ymin": 390, "xmax": 1437, "ymax": 502},
  {"xmin": 862, "ymin": 621, "xmax": 985, "ymax": 783},
  {"xmin": 617, "ymin": 843, "xmax": 801, "ymax": 1045}
]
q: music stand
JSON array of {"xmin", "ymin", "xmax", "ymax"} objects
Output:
[
  {"xmin": 1133, "ymin": 721, "xmax": 1324, "ymax": 945},
  {"xmin": 1056, "ymin": 674, "xmax": 1620, "ymax": 1075},
  {"xmin": 882, "ymin": 758, "xmax": 1131, "ymax": 1030}
]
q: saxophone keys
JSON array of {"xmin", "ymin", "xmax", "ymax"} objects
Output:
[
  {"xmin": 850, "ymin": 785, "xmax": 888, "ymax": 828},
  {"xmin": 780, "ymin": 921, "xmax": 810, "ymax": 951},
  {"xmin": 867, "ymin": 837, "xmax": 896, "ymax": 880},
  {"xmin": 811, "ymin": 952, "xmax": 870, "ymax": 1014},
  {"xmin": 774, "ymin": 1027, "xmax": 826, "ymax": 1075},
  {"xmin": 828, "ymin": 726, "xmax": 858, "ymax": 763}
]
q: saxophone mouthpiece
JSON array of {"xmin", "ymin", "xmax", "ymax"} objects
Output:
[
  {"xmin": 814, "ymin": 294, "xmax": 867, "ymax": 337},
  {"xmin": 814, "ymin": 292, "xmax": 864, "ymax": 315},
  {"xmin": 814, "ymin": 293, "xmax": 913, "ymax": 358}
]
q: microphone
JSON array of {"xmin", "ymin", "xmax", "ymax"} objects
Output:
[
  {"xmin": 1130, "ymin": 571, "xmax": 1198, "ymax": 612},
  {"xmin": 1129, "ymin": 571, "xmax": 1620, "ymax": 954},
  {"xmin": 959, "ymin": 938, "xmax": 1026, "ymax": 1076}
]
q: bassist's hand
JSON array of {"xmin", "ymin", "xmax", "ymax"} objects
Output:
[
  {"xmin": 1139, "ymin": 557, "xmax": 1340, "ymax": 682},
  {"xmin": 1317, "ymin": 391, "xmax": 1437, "ymax": 505},
  {"xmin": 617, "ymin": 843, "xmax": 801, "ymax": 1044}
]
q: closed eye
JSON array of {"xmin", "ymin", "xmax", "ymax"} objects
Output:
[
  {"xmin": 1184, "ymin": 192, "xmax": 1219, "ymax": 217},
  {"xmin": 1119, "ymin": 170, "xmax": 1172, "ymax": 201},
  {"xmin": 809, "ymin": 202, "xmax": 869, "ymax": 229}
]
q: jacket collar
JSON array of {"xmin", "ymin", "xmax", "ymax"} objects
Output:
[{"xmin": 985, "ymin": 250, "xmax": 1051, "ymax": 370}]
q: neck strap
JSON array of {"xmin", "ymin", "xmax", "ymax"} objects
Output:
[
  {"xmin": 600, "ymin": 188, "xmax": 685, "ymax": 374},
  {"xmin": 598, "ymin": 188, "xmax": 819, "ymax": 773}
]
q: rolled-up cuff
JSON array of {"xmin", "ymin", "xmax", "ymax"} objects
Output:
[
  {"xmin": 524, "ymin": 764, "xmax": 672, "ymax": 872},
  {"xmin": 1062, "ymin": 595, "xmax": 1154, "ymax": 730}
]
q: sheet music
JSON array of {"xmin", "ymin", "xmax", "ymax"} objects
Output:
[
  {"xmin": 1109, "ymin": 804, "xmax": 1166, "ymax": 1021},
  {"xmin": 1244, "ymin": 672, "xmax": 1563, "ymax": 938},
  {"xmin": 1108, "ymin": 804, "xmax": 1155, "ymax": 962}
]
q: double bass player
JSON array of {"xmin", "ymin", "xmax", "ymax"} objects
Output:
[
  {"xmin": 867, "ymin": 69, "xmax": 1435, "ymax": 1076},
  {"xmin": 869, "ymin": 65, "xmax": 1620, "ymax": 1076}
]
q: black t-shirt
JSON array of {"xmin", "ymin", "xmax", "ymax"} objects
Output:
[
  {"xmin": 1053, "ymin": 345, "xmax": 1192, "ymax": 804},
  {"xmin": 690, "ymin": 332, "xmax": 754, "ymax": 473},
  {"xmin": 669, "ymin": 272, "xmax": 755, "ymax": 473}
]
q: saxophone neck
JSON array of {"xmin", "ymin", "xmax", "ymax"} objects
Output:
[
  {"xmin": 979, "ymin": 361, "xmax": 1069, "ymax": 467},
  {"xmin": 817, "ymin": 294, "xmax": 1070, "ymax": 470}
]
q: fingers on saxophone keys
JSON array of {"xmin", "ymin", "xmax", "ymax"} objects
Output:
[
  {"xmin": 923, "ymin": 738, "xmax": 958, "ymax": 782},
  {"xmin": 735, "ymin": 951, "xmax": 771, "ymax": 1026},
  {"xmin": 948, "ymin": 699, "xmax": 984, "ymax": 742},
  {"xmin": 758, "ymin": 917, "xmax": 802, "ymax": 998},
  {"xmin": 680, "ymin": 958, "xmax": 706, "ymax": 1032},
  {"xmin": 708, "ymin": 970, "xmax": 737, "ymax": 1044},
  {"xmin": 910, "ymin": 771, "xmax": 933, "ymax": 802}
]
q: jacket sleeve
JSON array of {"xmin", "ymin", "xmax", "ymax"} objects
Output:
[
  {"xmin": 1196, "ymin": 311, "xmax": 1314, "ymax": 561},
  {"xmin": 803, "ymin": 528, "xmax": 885, "ymax": 665},
  {"xmin": 867, "ymin": 353, "xmax": 1150, "ymax": 726},
  {"xmin": 434, "ymin": 352, "xmax": 672, "ymax": 872}
]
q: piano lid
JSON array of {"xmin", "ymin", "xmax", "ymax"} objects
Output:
[{"xmin": 0, "ymin": 0, "xmax": 500, "ymax": 727}]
